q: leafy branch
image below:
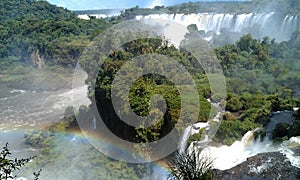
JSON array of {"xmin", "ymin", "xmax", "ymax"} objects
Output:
[{"xmin": 0, "ymin": 143, "xmax": 40, "ymax": 180}]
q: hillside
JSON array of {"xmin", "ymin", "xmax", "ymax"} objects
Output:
[
  {"xmin": 0, "ymin": 0, "xmax": 116, "ymax": 70},
  {"xmin": 0, "ymin": 0, "xmax": 75, "ymax": 20},
  {"xmin": 0, "ymin": 0, "xmax": 118, "ymax": 90},
  {"xmin": 1, "ymin": 0, "xmax": 300, "ymax": 179}
]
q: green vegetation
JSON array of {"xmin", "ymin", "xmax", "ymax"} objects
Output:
[
  {"xmin": 0, "ymin": 143, "xmax": 40, "ymax": 180},
  {"xmin": 168, "ymin": 148, "xmax": 213, "ymax": 180},
  {"xmin": 212, "ymin": 33, "xmax": 300, "ymax": 145},
  {"xmin": 0, "ymin": 0, "xmax": 75, "ymax": 21},
  {"xmin": 0, "ymin": 0, "xmax": 121, "ymax": 90},
  {"xmin": 1, "ymin": 0, "xmax": 300, "ymax": 178},
  {"xmin": 0, "ymin": 2, "xmax": 124, "ymax": 90},
  {"xmin": 120, "ymin": 0, "xmax": 300, "ymax": 20},
  {"xmin": 0, "ymin": 13, "xmax": 111, "ymax": 69},
  {"xmin": 187, "ymin": 128, "xmax": 206, "ymax": 147},
  {"xmin": 78, "ymin": 34, "xmax": 215, "ymax": 156},
  {"xmin": 22, "ymin": 107, "xmax": 149, "ymax": 179}
]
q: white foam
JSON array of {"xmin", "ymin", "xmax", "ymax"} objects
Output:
[
  {"xmin": 10, "ymin": 89, "xmax": 26, "ymax": 94},
  {"xmin": 279, "ymin": 136, "xmax": 300, "ymax": 168}
]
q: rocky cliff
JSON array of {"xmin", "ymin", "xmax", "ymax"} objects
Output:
[{"xmin": 212, "ymin": 149, "xmax": 300, "ymax": 180}]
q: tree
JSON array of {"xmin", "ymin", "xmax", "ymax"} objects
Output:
[
  {"xmin": 0, "ymin": 143, "xmax": 40, "ymax": 180},
  {"xmin": 226, "ymin": 93, "xmax": 243, "ymax": 112}
]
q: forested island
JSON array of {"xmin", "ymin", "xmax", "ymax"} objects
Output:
[{"xmin": 0, "ymin": 0, "xmax": 300, "ymax": 179}]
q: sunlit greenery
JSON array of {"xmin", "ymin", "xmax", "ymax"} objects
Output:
[{"xmin": 1, "ymin": 0, "xmax": 300, "ymax": 179}]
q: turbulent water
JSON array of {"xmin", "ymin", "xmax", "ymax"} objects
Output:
[
  {"xmin": 192, "ymin": 111, "xmax": 300, "ymax": 171},
  {"xmin": 0, "ymin": 69, "xmax": 90, "ymax": 159},
  {"xmin": 0, "ymin": 87, "xmax": 89, "ymax": 131},
  {"xmin": 2, "ymin": 11, "xmax": 300, "ymax": 178},
  {"xmin": 136, "ymin": 13, "xmax": 300, "ymax": 42}
]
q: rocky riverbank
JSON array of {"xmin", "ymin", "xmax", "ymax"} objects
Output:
[{"xmin": 212, "ymin": 149, "xmax": 300, "ymax": 180}]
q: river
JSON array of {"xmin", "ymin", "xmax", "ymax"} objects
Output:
[
  {"xmin": 0, "ymin": 68, "xmax": 90, "ymax": 159},
  {"xmin": 1, "ymin": 70, "xmax": 299, "ymax": 179}
]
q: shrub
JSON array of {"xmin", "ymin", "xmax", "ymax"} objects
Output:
[
  {"xmin": 167, "ymin": 148, "xmax": 213, "ymax": 180},
  {"xmin": 0, "ymin": 143, "xmax": 40, "ymax": 180}
]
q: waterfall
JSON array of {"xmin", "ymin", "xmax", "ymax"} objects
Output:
[
  {"xmin": 136, "ymin": 13, "xmax": 300, "ymax": 42},
  {"xmin": 195, "ymin": 129, "xmax": 300, "ymax": 171},
  {"xmin": 281, "ymin": 15, "xmax": 299, "ymax": 34},
  {"xmin": 178, "ymin": 122, "xmax": 210, "ymax": 154},
  {"xmin": 197, "ymin": 128, "xmax": 274, "ymax": 170},
  {"xmin": 178, "ymin": 99, "xmax": 221, "ymax": 154},
  {"xmin": 92, "ymin": 117, "xmax": 96, "ymax": 130},
  {"xmin": 178, "ymin": 125, "xmax": 193, "ymax": 154},
  {"xmin": 279, "ymin": 136, "xmax": 300, "ymax": 168}
]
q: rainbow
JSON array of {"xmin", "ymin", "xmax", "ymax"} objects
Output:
[{"xmin": 1, "ymin": 128, "xmax": 172, "ymax": 179}]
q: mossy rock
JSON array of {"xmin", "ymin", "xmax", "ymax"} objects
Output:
[{"xmin": 187, "ymin": 128, "xmax": 206, "ymax": 146}]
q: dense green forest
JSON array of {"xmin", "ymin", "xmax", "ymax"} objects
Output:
[
  {"xmin": 0, "ymin": 0, "xmax": 122, "ymax": 90},
  {"xmin": 1, "ymin": 0, "xmax": 300, "ymax": 178},
  {"xmin": 0, "ymin": 0, "xmax": 74, "ymax": 21},
  {"xmin": 0, "ymin": 0, "xmax": 122, "ymax": 71}
]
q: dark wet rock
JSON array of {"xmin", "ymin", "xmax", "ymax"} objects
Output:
[
  {"xmin": 265, "ymin": 111, "xmax": 294, "ymax": 135},
  {"xmin": 212, "ymin": 149, "xmax": 300, "ymax": 180}
]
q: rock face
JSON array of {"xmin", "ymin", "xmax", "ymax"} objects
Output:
[
  {"xmin": 212, "ymin": 149, "xmax": 300, "ymax": 180},
  {"xmin": 31, "ymin": 49, "xmax": 45, "ymax": 69}
]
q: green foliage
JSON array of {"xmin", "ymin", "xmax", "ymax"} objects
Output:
[
  {"xmin": 24, "ymin": 107, "xmax": 78, "ymax": 148},
  {"xmin": 214, "ymin": 119, "xmax": 259, "ymax": 145},
  {"xmin": 252, "ymin": 0, "xmax": 300, "ymax": 15},
  {"xmin": 0, "ymin": 143, "xmax": 39, "ymax": 180},
  {"xmin": 215, "ymin": 34, "xmax": 300, "ymax": 96},
  {"xmin": 226, "ymin": 93, "xmax": 243, "ymax": 112},
  {"xmin": 22, "ymin": 139, "xmax": 145, "ymax": 180},
  {"xmin": 81, "ymin": 35, "xmax": 213, "ymax": 152},
  {"xmin": 0, "ymin": 0, "xmax": 75, "ymax": 21},
  {"xmin": 187, "ymin": 129, "xmax": 206, "ymax": 147},
  {"xmin": 24, "ymin": 130, "xmax": 53, "ymax": 148},
  {"xmin": 0, "ymin": 0, "xmax": 113, "ymax": 70},
  {"xmin": 168, "ymin": 149, "xmax": 213, "ymax": 180},
  {"xmin": 22, "ymin": 107, "xmax": 148, "ymax": 179},
  {"xmin": 215, "ymin": 89, "xmax": 297, "ymax": 145}
]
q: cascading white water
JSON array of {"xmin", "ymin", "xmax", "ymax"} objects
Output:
[
  {"xmin": 178, "ymin": 122, "xmax": 209, "ymax": 154},
  {"xmin": 92, "ymin": 117, "xmax": 97, "ymax": 130},
  {"xmin": 194, "ymin": 128, "xmax": 275, "ymax": 170},
  {"xmin": 279, "ymin": 136, "xmax": 300, "ymax": 168},
  {"xmin": 190, "ymin": 130, "xmax": 300, "ymax": 171},
  {"xmin": 136, "ymin": 13, "xmax": 300, "ymax": 42},
  {"xmin": 178, "ymin": 99, "xmax": 220, "ymax": 154},
  {"xmin": 281, "ymin": 15, "xmax": 299, "ymax": 33}
]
